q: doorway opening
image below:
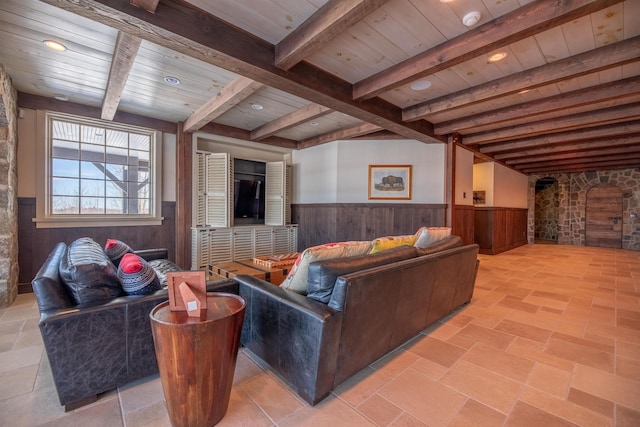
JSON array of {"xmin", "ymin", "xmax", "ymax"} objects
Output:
[{"xmin": 534, "ymin": 177, "xmax": 559, "ymax": 244}]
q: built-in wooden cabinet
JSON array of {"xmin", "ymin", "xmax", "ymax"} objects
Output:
[{"xmin": 474, "ymin": 207, "xmax": 528, "ymax": 254}]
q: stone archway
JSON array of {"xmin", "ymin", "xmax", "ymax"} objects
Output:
[{"xmin": 534, "ymin": 177, "xmax": 559, "ymax": 243}]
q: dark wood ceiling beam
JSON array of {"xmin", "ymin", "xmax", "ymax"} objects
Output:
[
  {"xmin": 403, "ymin": 36, "xmax": 640, "ymax": 122},
  {"xmin": 463, "ymin": 102, "xmax": 640, "ymax": 145},
  {"xmin": 492, "ymin": 134, "xmax": 640, "ymax": 160},
  {"xmin": 198, "ymin": 122, "xmax": 298, "ymax": 150},
  {"xmin": 275, "ymin": 0, "xmax": 389, "ymax": 70},
  {"xmin": 505, "ymin": 142, "xmax": 640, "ymax": 165},
  {"xmin": 351, "ymin": 130, "xmax": 403, "ymax": 139},
  {"xmin": 183, "ymin": 76, "xmax": 264, "ymax": 133},
  {"xmin": 42, "ymin": 0, "xmax": 444, "ymax": 144},
  {"xmin": 511, "ymin": 152, "xmax": 640, "ymax": 169},
  {"xmin": 130, "ymin": 0, "xmax": 159, "ymax": 13},
  {"xmin": 251, "ymin": 103, "xmax": 332, "ymax": 141},
  {"xmin": 353, "ymin": 0, "xmax": 622, "ymax": 101},
  {"xmin": 298, "ymin": 122, "xmax": 382, "ymax": 149},
  {"xmin": 101, "ymin": 31, "xmax": 142, "ymax": 121},
  {"xmin": 521, "ymin": 158, "xmax": 640, "ymax": 174},
  {"xmin": 439, "ymin": 75, "xmax": 640, "ymax": 137},
  {"xmin": 479, "ymin": 122, "xmax": 640, "ymax": 154},
  {"xmin": 19, "ymin": 92, "xmax": 176, "ymax": 133}
]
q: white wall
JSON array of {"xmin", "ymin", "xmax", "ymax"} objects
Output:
[
  {"xmin": 455, "ymin": 145, "xmax": 474, "ymax": 206},
  {"xmin": 292, "ymin": 139, "xmax": 445, "ymax": 204},
  {"xmin": 473, "ymin": 162, "xmax": 528, "ymax": 208}
]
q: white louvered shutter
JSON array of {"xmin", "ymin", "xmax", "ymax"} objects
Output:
[
  {"xmin": 205, "ymin": 153, "xmax": 231, "ymax": 227},
  {"xmin": 265, "ymin": 161, "xmax": 285, "ymax": 226}
]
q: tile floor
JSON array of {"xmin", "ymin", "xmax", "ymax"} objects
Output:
[{"xmin": 1, "ymin": 243, "xmax": 639, "ymax": 426}]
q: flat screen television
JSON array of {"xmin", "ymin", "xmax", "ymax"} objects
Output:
[{"xmin": 233, "ymin": 178, "xmax": 265, "ymax": 224}]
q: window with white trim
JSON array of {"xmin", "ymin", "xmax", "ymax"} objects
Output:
[{"xmin": 36, "ymin": 112, "xmax": 163, "ymax": 228}]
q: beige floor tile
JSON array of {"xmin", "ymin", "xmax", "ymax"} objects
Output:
[
  {"xmin": 462, "ymin": 343, "xmax": 534, "ymax": 382},
  {"xmin": 616, "ymin": 355, "xmax": 640, "ymax": 382},
  {"xmin": 118, "ymin": 374, "xmax": 164, "ymax": 415},
  {"xmin": 572, "ymin": 364, "xmax": 640, "ymax": 411},
  {"xmin": 441, "ymin": 360, "xmax": 523, "ymax": 414},
  {"xmin": 217, "ymin": 388, "xmax": 277, "ymax": 427},
  {"xmin": 453, "ymin": 323, "xmax": 515, "ymax": 351},
  {"xmin": 378, "ymin": 370, "xmax": 466, "ymax": 427},
  {"xmin": 277, "ymin": 394, "xmax": 374, "ymax": 427},
  {"xmin": 504, "ymin": 400, "xmax": 581, "ymax": 427},
  {"xmin": 447, "ymin": 399, "xmax": 506, "ymax": 427},
  {"xmin": 121, "ymin": 400, "xmax": 171, "ymax": 427},
  {"xmin": 406, "ymin": 357, "xmax": 449, "ymax": 380},
  {"xmin": 526, "ymin": 362, "xmax": 571, "ymax": 397},
  {"xmin": 0, "ymin": 363, "xmax": 38, "ymax": 401},
  {"xmin": 567, "ymin": 388, "xmax": 614, "ymax": 418},
  {"xmin": 388, "ymin": 412, "xmax": 426, "ymax": 426},
  {"xmin": 370, "ymin": 347, "xmax": 421, "ymax": 379},
  {"xmin": 240, "ymin": 372, "xmax": 304, "ymax": 422},
  {"xmin": 616, "ymin": 404, "xmax": 640, "ymax": 427},
  {"xmin": 403, "ymin": 336, "xmax": 467, "ymax": 368},
  {"xmin": 617, "ymin": 338, "xmax": 640, "ymax": 359},
  {"xmin": 494, "ymin": 319, "xmax": 551, "ymax": 343},
  {"xmin": 357, "ymin": 394, "xmax": 403, "ymax": 426},
  {"xmin": 519, "ymin": 386, "xmax": 613, "ymax": 427},
  {"xmin": 0, "ymin": 345, "xmax": 43, "ymax": 374},
  {"xmin": 544, "ymin": 336, "xmax": 614, "ymax": 372}
]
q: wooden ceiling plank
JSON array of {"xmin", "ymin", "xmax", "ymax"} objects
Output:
[
  {"xmin": 511, "ymin": 152, "xmax": 640, "ymax": 169},
  {"xmin": 183, "ymin": 76, "xmax": 264, "ymax": 133},
  {"xmin": 101, "ymin": 31, "xmax": 142, "ymax": 121},
  {"xmin": 42, "ymin": 0, "xmax": 444, "ymax": 144},
  {"xmin": 506, "ymin": 143, "xmax": 640, "ymax": 165},
  {"xmin": 479, "ymin": 122, "xmax": 640, "ymax": 154},
  {"xmin": 198, "ymin": 122, "xmax": 298, "ymax": 149},
  {"xmin": 275, "ymin": 0, "xmax": 390, "ymax": 70},
  {"xmin": 521, "ymin": 158, "xmax": 640, "ymax": 174},
  {"xmin": 403, "ymin": 36, "xmax": 640, "ymax": 122},
  {"xmin": 353, "ymin": 0, "xmax": 623, "ymax": 100},
  {"xmin": 492, "ymin": 135, "xmax": 640, "ymax": 160},
  {"xmin": 250, "ymin": 103, "xmax": 333, "ymax": 140},
  {"xmin": 130, "ymin": 0, "xmax": 159, "ymax": 13},
  {"xmin": 438, "ymin": 75, "xmax": 640, "ymax": 136},
  {"xmin": 464, "ymin": 102, "xmax": 640, "ymax": 145},
  {"xmin": 298, "ymin": 122, "xmax": 382, "ymax": 149}
]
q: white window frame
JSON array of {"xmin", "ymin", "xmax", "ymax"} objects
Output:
[{"xmin": 35, "ymin": 111, "xmax": 163, "ymax": 228}]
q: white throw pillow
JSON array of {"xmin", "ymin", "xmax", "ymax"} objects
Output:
[{"xmin": 414, "ymin": 227, "xmax": 451, "ymax": 248}]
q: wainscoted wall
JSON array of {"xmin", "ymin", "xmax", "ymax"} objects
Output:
[
  {"xmin": 528, "ymin": 169, "xmax": 640, "ymax": 250},
  {"xmin": 18, "ymin": 198, "xmax": 176, "ymax": 285},
  {"xmin": 292, "ymin": 203, "xmax": 447, "ymax": 249},
  {"xmin": 474, "ymin": 207, "xmax": 528, "ymax": 255},
  {"xmin": 452, "ymin": 205, "xmax": 475, "ymax": 245}
]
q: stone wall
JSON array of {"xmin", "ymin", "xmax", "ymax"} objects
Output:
[
  {"xmin": 0, "ymin": 65, "xmax": 18, "ymax": 307},
  {"xmin": 534, "ymin": 179, "xmax": 559, "ymax": 241},
  {"xmin": 528, "ymin": 169, "xmax": 640, "ymax": 250}
]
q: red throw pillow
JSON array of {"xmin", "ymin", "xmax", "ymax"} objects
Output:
[
  {"xmin": 117, "ymin": 253, "xmax": 161, "ymax": 295},
  {"xmin": 104, "ymin": 239, "xmax": 133, "ymax": 266}
]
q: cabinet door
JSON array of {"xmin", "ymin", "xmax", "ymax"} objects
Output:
[
  {"xmin": 265, "ymin": 161, "xmax": 291, "ymax": 226},
  {"xmin": 254, "ymin": 227, "xmax": 274, "ymax": 257},
  {"xmin": 273, "ymin": 227, "xmax": 291, "ymax": 254},
  {"xmin": 191, "ymin": 228, "xmax": 209, "ymax": 270},
  {"xmin": 232, "ymin": 227, "xmax": 254, "ymax": 260},
  {"xmin": 288, "ymin": 225, "xmax": 298, "ymax": 252},
  {"xmin": 209, "ymin": 228, "xmax": 233, "ymax": 264},
  {"xmin": 205, "ymin": 153, "xmax": 231, "ymax": 227}
]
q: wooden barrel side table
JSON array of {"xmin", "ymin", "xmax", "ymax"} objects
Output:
[{"xmin": 150, "ymin": 292, "xmax": 246, "ymax": 427}]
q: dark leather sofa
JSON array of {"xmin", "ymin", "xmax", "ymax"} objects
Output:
[
  {"xmin": 236, "ymin": 236, "xmax": 479, "ymax": 405},
  {"xmin": 31, "ymin": 242, "xmax": 237, "ymax": 411}
]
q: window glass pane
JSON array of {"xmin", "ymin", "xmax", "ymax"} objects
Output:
[
  {"xmin": 81, "ymin": 179, "xmax": 105, "ymax": 197},
  {"xmin": 106, "ymin": 129, "xmax": 128, "ymax": 148},
  {"xmin": 128, "ymin": 149, "xmax": 149, "ymax": 165},
  {"xmin": 106, "ymin": 180, "xmax": 126, "ymax": 197},
  {"xmin": 52, "ymin": 158, "xmax": 79, "ymax": 178},
  {"xmin": 80, "ymin": 161, "xmax": 106, "ymax": 179},
  {"xmin": 80, "ymin": 143, "xmax": 104, "ymax": 162},
  {"xmin": 137, "ymin": 198, "xmax": 150, "ymax": 214},
  {"xmin": 52, "ymin": 196, "xmax": 79, "ymax": 214},
  {"xmin": 81, "ymin": 126, "xmax": 105, "ymax": 144},
  {"xmin": 106, "ymin": 198, "xmax": 126, "ymax": 214},
  {"xmin": 106, "ymin": 146, "xmax": 128, "ymax": 165},
  {"xmin": 52, "ymin": 177, "xmax": 78, "ymax": 196},
  {"xmin": 81, "ymin": 197, "xmax": 105, "ymax": 214},
  {"xmin": 52, "ymin": 120, "xmax": 79, "ymax": 141},
  {"xmin": 52, "ymin": 139, "xmax": 79, "ymax": 160},
  {"xmin": 106, "ymin": 163, "xmax": 126, "ymax": 181},
  {"xmin": 130, "ymin": 133, "xmax": 150, "ymax": 151}
]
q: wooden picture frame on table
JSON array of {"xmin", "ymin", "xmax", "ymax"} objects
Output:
[{"xmin": 368, "ymin": 165, "xmax": 412, "ymax": 200}]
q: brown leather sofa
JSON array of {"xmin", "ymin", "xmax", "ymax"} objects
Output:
[
  {"xmin": 32, "ymin": 242, "xmax": 237, "ymax": 411},
  {"xmin": 236, "ymin": 236, "xmax": 479, "ymax": 405}
]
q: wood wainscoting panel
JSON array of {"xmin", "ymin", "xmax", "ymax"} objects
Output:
[
  {"xmin": 452, "ymin": 205, "xmax": 475, "ymax": 245},
  {"xmin": 474, "ymin": 207, "xmax": 528, "ymax": 255}
]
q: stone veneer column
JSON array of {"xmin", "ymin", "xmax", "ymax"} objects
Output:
[{"xmin": 0, "ymin": 65, "xmax": 18, "ymax": 307}]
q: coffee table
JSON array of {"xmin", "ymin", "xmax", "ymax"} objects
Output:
[{"xmin": 209, "ymin": 255, "xmax": 298, "ymax": 285}]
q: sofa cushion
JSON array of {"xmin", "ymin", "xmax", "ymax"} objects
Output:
[
  {"xmin": 59, "ymin": 237, "xmax": 123, "ymax": 306},
  {"xmin": 280, "ymin": 241, "xmax": 372, "ymax": 294},
  {"xmin": 148, "ymin": 258, "xmax": 183, "ymax": 288},
  {"xmin": 104, "ymin": 239, "xmax": 134, "ymax": 266},
  {"xmin": 414, "ymin": 227, "xmax": 451, "ymax": 248},
  {"xmin": 415, "ymin": 235, "xmax": 463, "ymax": 255},
  {"xmin": 369, "ymin": 234, "xmax": 417, "ymax": 254},
  {"xmin": 307, "ymin": 245, "xmax": 419, "ymax": 303},
  {"xmin": 117, "ymin": 254, "xmax": 162, "ymax": 295}
]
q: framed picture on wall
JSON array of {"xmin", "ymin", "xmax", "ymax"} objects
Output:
[{"xmin": 368, "ymin": 165, "xmax": 412, "ymax": 200}]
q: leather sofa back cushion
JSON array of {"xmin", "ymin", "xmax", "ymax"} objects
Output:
[
  {"xmin": 280, "ymin": 241, "xmax": 373, "ymax": 294},
  {"xmin": 59, "ymin": 237, "xmax": 123, "ymax": 306},
  {"xmin": 32, "ymin": 242, "xmax": 73, "ymax": 312},
  {"xmin": 307, "ymin": 245, "xmax": 419, "ymax": 303},
  {"xmin": 415, "ymin": 235, "xmax": 463, "ymax": 255}
]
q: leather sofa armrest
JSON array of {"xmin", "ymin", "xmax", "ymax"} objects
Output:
[
  {"xmin": 235, "ymin": 274, "xmax": 343, "ymax": 404},
  {"xmin": 134, "ymin": 248, "xmax": 168, "ymax": 261}
]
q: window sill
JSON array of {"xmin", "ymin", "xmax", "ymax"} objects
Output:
[{"xmin": 33, "ymin": 216, "xmax": 164, "ymax": 229}]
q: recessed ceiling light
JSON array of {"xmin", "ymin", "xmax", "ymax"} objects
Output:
[
  {"xmin": 309, "ymin": 121, "xmax": 320, "ymax": 126},
  {"xmin": 164, "ymin": 76, "xmax": 181, "ymax": 85},
  {"xmin": 488, "ymin": 52, "xmax": 508, "ymax": 63},
  {"xmin": 53, "ymin": 94, "xmax": 69, "ymax": 101},
  {"xmin": 462, "ymin": 11, "xmax": 481, "ymax": 27},
  {"xmin": 410, "ymin": 80, "xmax": 432, "ymax": 91},
  {"xmin": 251, "ymin": 103, "xmax": 264, "ymax": 110},
  {"xmin": 43, "ymin": 39, "xmax": 67, "ymax": 52},
  {"xmin": 439, "ymin": 0, "xmax": 454, "ymax": 3},
  {"xmin": 518, "ymin": 89, "xmax": 530, "ymax": 94}
]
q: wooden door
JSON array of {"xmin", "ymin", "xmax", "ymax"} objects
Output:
[{"xmin": 586, "ymin": 184, "xmax": 623, "ymax": 248}]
